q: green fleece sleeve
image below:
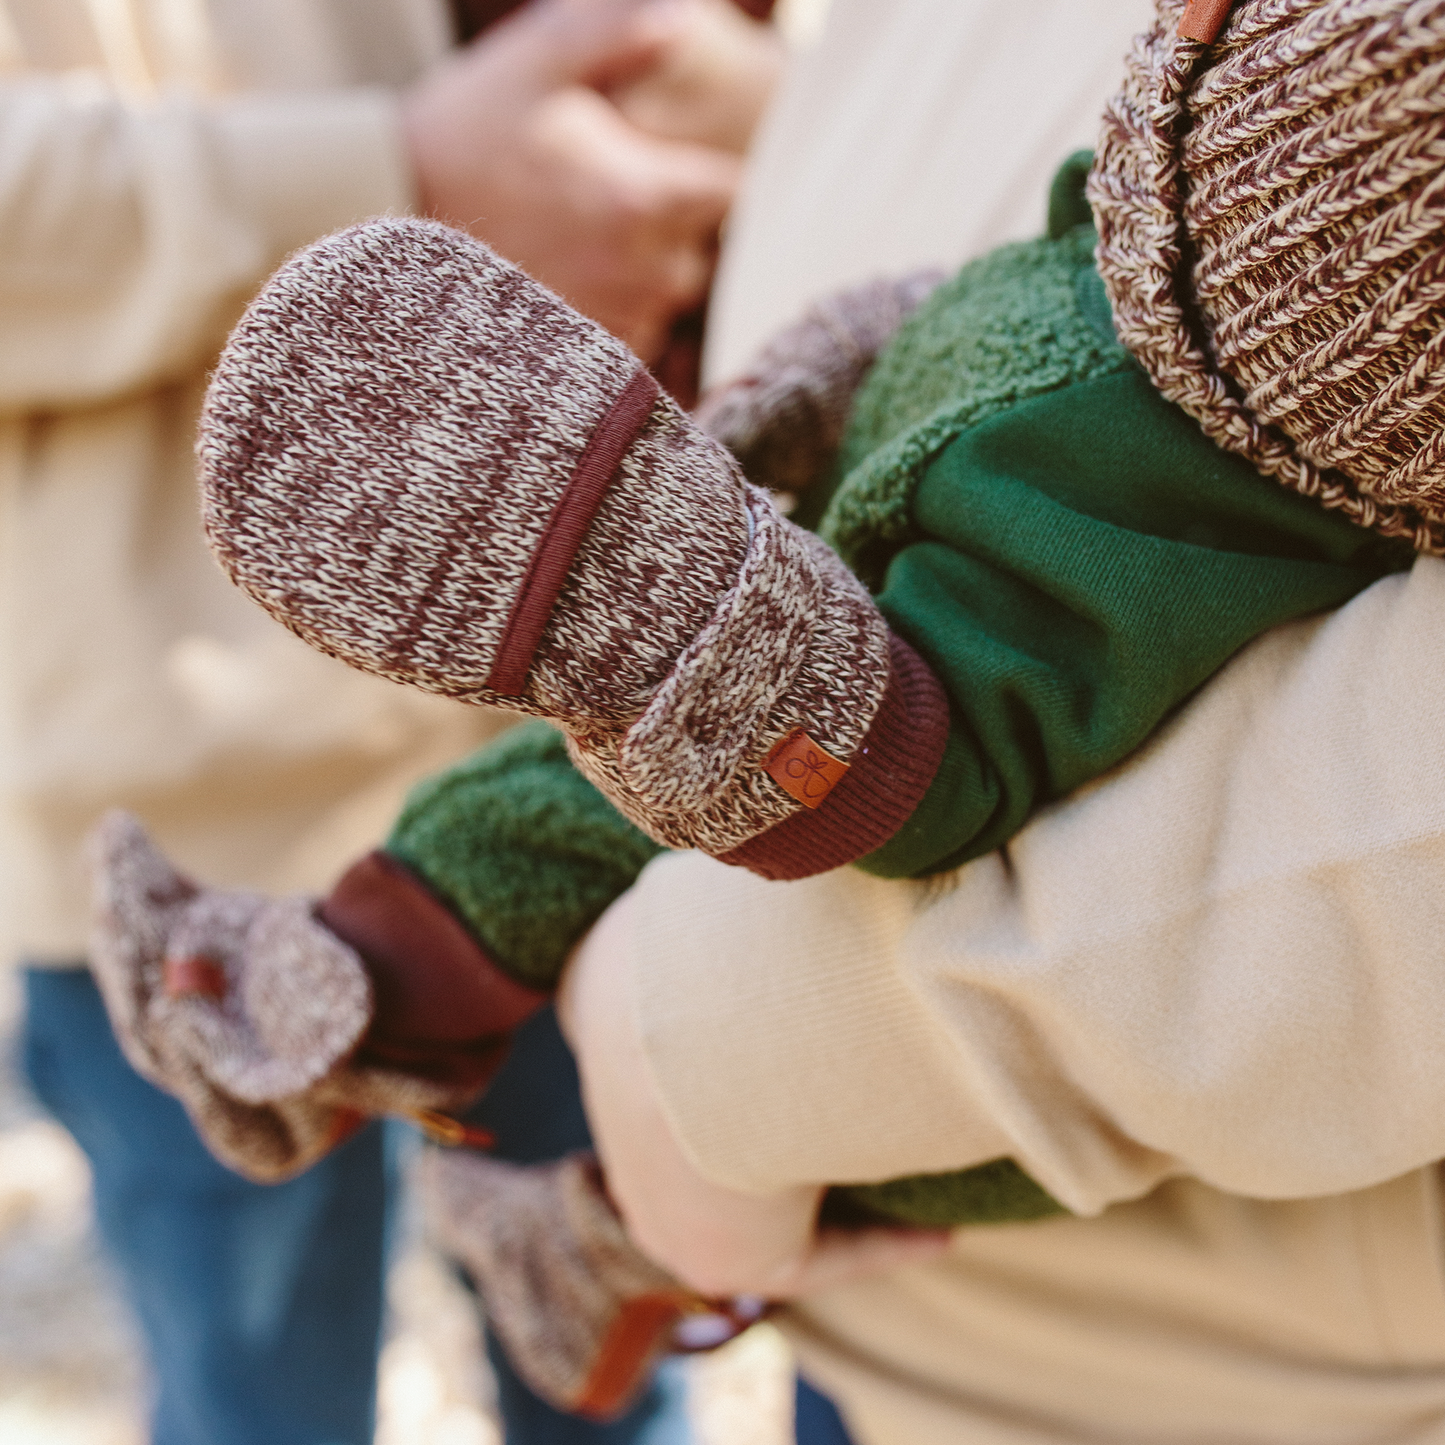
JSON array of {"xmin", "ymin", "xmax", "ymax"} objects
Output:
[
  {"xmin": 385, "ymin": 721, "xmax": 664, "ymax": 992},
  {"xmin": 382, "ymin": 721, "xmax": 1065, "ymax": 1225},
  {"xmin": 853, "ymin": 364, "xmax": 1414, "ymax": 879}
]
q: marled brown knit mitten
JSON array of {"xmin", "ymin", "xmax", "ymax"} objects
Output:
[
  {"xmin": 423, "ymin": 1148, "xmax": 764, "ymax": 1420},
  {"xmin": 89, "ymin": 812, "xmax": 544, "ymax": 1181},
  {"xmin": 696, "ymin": 270, "xmax": 944, "ymax": 496},
  {"xmin": 200, "ymin": 219, "xmax": 948, "ymax": 881}
]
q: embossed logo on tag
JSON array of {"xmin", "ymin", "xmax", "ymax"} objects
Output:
[
  {"xmin": 763, "ymin": 729, "xmax": 849, "ymax": 809},
  {"xmin": 1179, "ymin": 0, "xmax": 1234, "ymax": 43},
  {"xmin": 162, "ymin": 954, "xmax": 228, "ymax": 1000}
]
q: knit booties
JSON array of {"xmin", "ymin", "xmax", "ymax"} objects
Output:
[
  {"xmin": 422, "ymin": 1149, "xmax": 764, "ymax": 1421},
  {"xmin": 89, "ymin": 812, "xmax": 545, "ymax": 1182},
  {"xmin": 199, "ymin": 219, "xmax": 949, "ymax": 880}
]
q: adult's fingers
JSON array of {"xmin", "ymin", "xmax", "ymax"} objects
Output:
[
  {"xmin": 517, "ymin": 0, "xmax": 694, "ymax": 90},
  {"xmin": 763, "ymin": 1226, "xmax": 956, "ymax": 1299}
]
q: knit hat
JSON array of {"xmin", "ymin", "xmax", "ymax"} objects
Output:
[
  {"xmin": 199, "ymin": 220, "xmax": 948, "ymax": 880},
  {"xmin": 1090, "ymin": 0, "xmax": 1445, "ymax": 550}
]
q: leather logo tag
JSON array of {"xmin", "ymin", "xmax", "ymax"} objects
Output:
[
  {"xmin": 162, "ymin": 954, "xmax": 228, "ymax": 1000},
  {"xmin": 1178, "ymin": 0, "xmax": 1234, "ymax": 42},
  {"xmin": 764, "ymin": 729, "xmax": 849, "ymax": 809}
]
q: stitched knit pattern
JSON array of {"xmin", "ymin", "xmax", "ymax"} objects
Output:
[
  {"xmin": 89, "ymin": 811, "xmax": 374, "ymax": 1181},
  {"xmin": 571, "ymin": 485, "xmax": 893, "ymax": 854},
  {"xmin": 201, "ymin": 218, "xmax": 921, "ymax": 870},
  {"xmin": 423, "ymin": 1149, "xmax": 688, "ymax": 1418},
  {"xmin": 200, "ymin": 217, "xmax": 748, "ymax": 721},
  {"xmin": 1091, "ymin": 0, "xmax": 1445, "ymax": 550}
]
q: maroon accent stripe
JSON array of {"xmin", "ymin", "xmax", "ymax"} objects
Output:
[
  {"xmin": 488, "ymin": 369, "xmax": 661, "ymax": 698},
  {"xmin": 320, "ymin": 850, "xmax": 549, "ymax": 1046},
  {"xmin": 719, "ymin": 633, "xmax": 950, "ymax": 881}
]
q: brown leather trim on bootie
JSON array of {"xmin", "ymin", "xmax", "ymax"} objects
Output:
[
  {"xmin": 489, "ymin": 368, "xmax": 662, "ymax": 697},
  {"xmin": 718, "ymin": 633, "xmax": 950, "ymax": 880},
  {"xmin": 320, "ymin": 851, "xmax": 548, "ymax": 1047}
]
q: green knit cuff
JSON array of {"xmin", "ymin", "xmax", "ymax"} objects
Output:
[{"xmin": 385, "ymin": 722, "xmax": 665, "ymax": 992}]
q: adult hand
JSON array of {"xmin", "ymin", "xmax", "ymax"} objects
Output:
[
  {"xmin": 558, "ymin": 890, "xmax": 953, "ymax": 1298},
  {"xmin": 403, "ymin": 0, "xmax": 744, "ymax": 362},
  {"xmin": 608, "ymin": 0, "xmax": 783, "ymax": 154}
]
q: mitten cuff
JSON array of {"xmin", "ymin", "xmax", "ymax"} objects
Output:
[
  {"xmin": 320, "ymin": 851, "xmax": 549, "ymax": 1058},
  {"xmin": 719, "ymin": 633, "xmax": 950, "ymax": 880}
]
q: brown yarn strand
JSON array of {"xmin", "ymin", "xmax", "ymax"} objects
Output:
[{"xmin": 1090, "ymin": 0, "xmax": 1445, "ymax": 555}]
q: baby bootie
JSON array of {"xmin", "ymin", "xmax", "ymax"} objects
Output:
[
  {"xmin": 423, "ymin": 1148, "xmax": 764, "ymax": 1420},
  {"xmin": 89, "ymin": 812, "xmax": 545, "ymax": 1181},
  {"xmin": 199, "ymin": 219, "xmax": 948, "ymax": 880}
]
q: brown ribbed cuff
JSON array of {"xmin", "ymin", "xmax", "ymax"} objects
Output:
[
  {"xmin": 719, "ymin": 633, "xmax": 950, "ymax": 881},
  {"xmin": 321, "ymin": 851, "xmax": 548, "ymax": 1061}
]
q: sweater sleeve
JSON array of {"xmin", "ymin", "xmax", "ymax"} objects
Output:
[
  {"xmin": 0, "ymin": 77, "xmax": 413, "ymax": 411},
  {"xmin": 629, "ymin": 558, "xmax": 1445, "ymax": 1215}
]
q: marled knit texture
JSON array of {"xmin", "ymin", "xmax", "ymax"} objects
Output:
[
  {"xmin": 423, "ymin": 1149, "xmax": 690, "ymax": 1417},
  {"xmin": 89, "ymin": 812, "xmax": 372, "ymax": 1181},
  {"xmin": 201, "ymin": 218, "xmax": 911, "ymax": 870},
  {"xmin": 89, "ymin": 811, "xmax": 484, "ymax": 1181},
  {"xmin": 200, "ymin": 218, "xmax": 746, "ymax": 720},
  {"xmin": 695, "ymin": 270, "xmax": 945, "ymax": 497},
  {"xmin": 1090, "ymin": 0, "xmax": 1445, "ymax": 550},
  {"xmin": 569, "ymin": 485, "xmax": 892, "ymax": 855}
]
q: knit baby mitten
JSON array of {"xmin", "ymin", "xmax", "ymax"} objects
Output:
[
  {"xmin": 88, "ymin": 812, "xmax": 544, "ymax": 1181},
  {"xmin": 423, "ymin": 1148, "xmax": 764, "ymax": 1420},
  {"xmin": 695, "ymin": 270, "xmax": 944, "ymax": 497},
  {"xmin": 199, "ymin": 219, "xmax": 949, "ymax": 881}
]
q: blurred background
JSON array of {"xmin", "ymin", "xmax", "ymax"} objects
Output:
[
  {"xmin": 0, "ymin": 963, "xmax": 795, "ymax": 1442},
  {"xmin": 0, "ymin": 0, "xmax": 828, "ymax": 1439}
]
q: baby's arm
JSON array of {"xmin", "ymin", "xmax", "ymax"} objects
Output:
[{"xmin": 695, "ymin": 270, "xmax": 944, "ymax": 498}]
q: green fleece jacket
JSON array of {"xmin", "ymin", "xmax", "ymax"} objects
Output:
[{"xmin": 387, "ymin": 158, "xmax": 1413, "ymax": 1226}]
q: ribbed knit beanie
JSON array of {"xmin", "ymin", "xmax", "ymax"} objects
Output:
[{"xmin": 1091, "ymin": 0, "xmax": 1445, "ymax": 549}]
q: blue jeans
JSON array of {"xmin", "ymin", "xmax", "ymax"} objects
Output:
[
  {"xmin": 20, "ymin": 970, "xmax": 695, "ymax": 1445},
  {"xmin": 22, "ymin": 969, "xmax": 853, "ymax": 1445}
]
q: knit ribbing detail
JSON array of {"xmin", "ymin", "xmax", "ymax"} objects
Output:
[
  {"xmin": 718, "ymin": 634, "xmax": 949, "ymax": 880},
  {"xmin": 1089, "ymin": 0, "xmax": 1445, "ymax": 551},
  {"xmin": 489, "ymin": 369, "xmax": 661, "ymax": 697}
]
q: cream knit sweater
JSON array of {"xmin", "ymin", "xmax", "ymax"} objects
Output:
[
  {"xmin": 674, "ymin": 3, "xmax": 1445, "ymax": 1436},
  {"xmin": 0, "ymin": 0, "xmax": 499, "ymax": 964},
  {"xmin": 630, "ymin": 559, "xmax": 1445, "ymax": 1441}
]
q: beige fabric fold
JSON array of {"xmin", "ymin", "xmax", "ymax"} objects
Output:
[
  {"xmin": 631, "ymin": 559, "xmax": 1445, "ymax": 1213},
  {"xmin": 630, "ymin": 557, "xmax": 1445, "ymax": 1442},
  {"xmin": 787, "ymin": 1169, "xmax": 1445, "ymax": 1445},
  {"xmin": 0, "ymin": 0, "xmax": 498, "ymax": 965}
]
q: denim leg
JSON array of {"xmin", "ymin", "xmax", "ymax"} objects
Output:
[
  {"xmin": 794, "ymin": 1377, "xmax": 858, "ymax": 1445},
  {"xmin": 460, "ymin": 1005, "xmax": 693, "ymax": 1444},
  {"xmin": 22, "ymin": 967, "xmax": 388, "ymax": 1445}
]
